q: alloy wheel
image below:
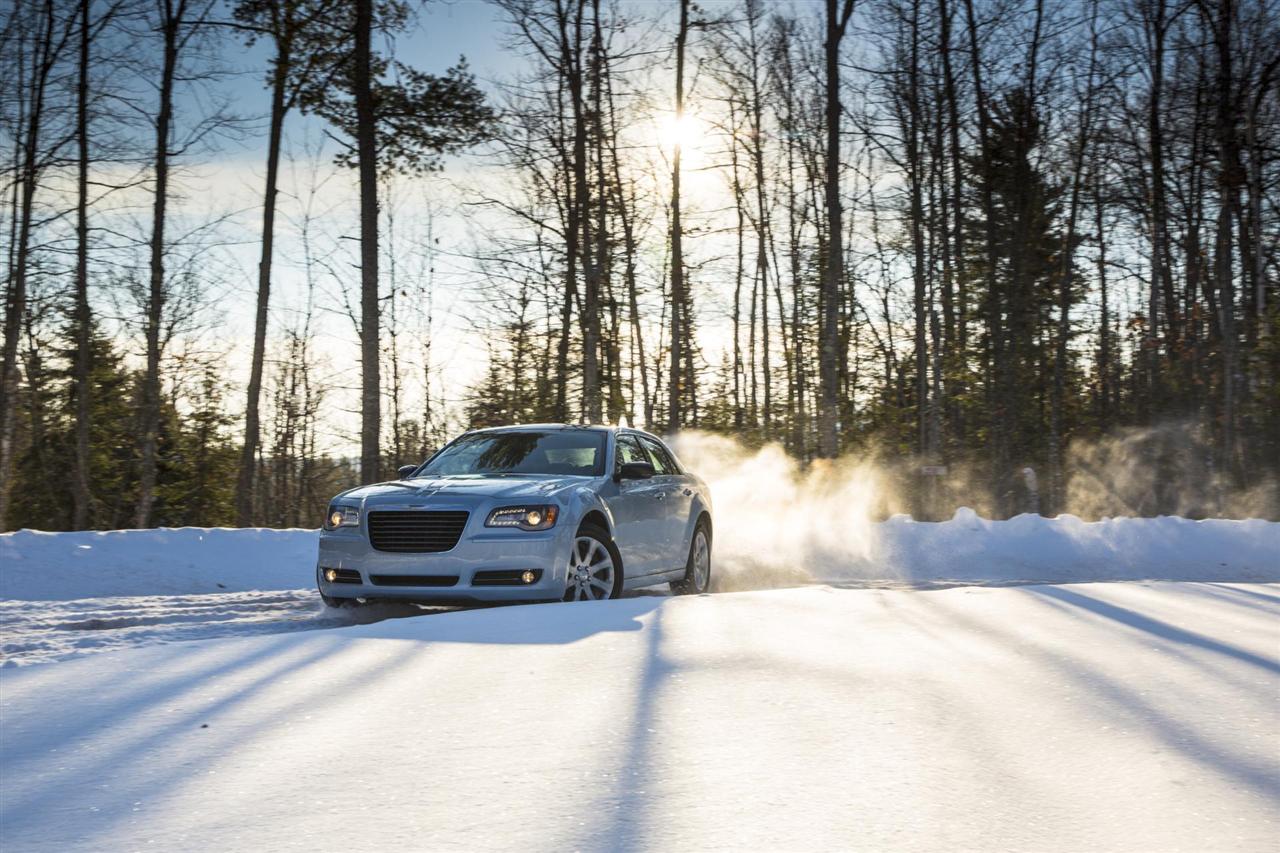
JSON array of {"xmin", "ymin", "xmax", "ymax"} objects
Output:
[
  {"xmin": 692, "ymin": 529, "xmax": 710, "ymax": 592},
  {"xmin": 565, "ymin": 535, "xmax": 617, "ymax": 601}
]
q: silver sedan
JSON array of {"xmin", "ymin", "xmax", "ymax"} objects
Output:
[{"xmin": 316, "ymin": 425, "xmax": 713, "ymax": 606}]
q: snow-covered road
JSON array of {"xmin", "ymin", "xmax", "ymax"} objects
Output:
[
  {"xmin": 0, "ymin": 591, "xmax": 431, "ymax": 666},
  {"xmin": 3, "ymin": 582, "xmax": 1277, "ymax": 852}
]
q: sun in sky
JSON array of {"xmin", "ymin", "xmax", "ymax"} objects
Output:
[{"xmin": 659, "ymin": 113, "xmax": 707, "ymax": 154}]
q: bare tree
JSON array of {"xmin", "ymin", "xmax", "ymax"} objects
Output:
[
  {"xmin": 0, "ymin": 0, "xmax": 77, "ymax": 529},
  {"xmin": 134, "ymin": 0, "xmax": 224, "ymax": 527},
  {"xmin": 230, "ymin": 0, "xmax": 341, "ymax": 523},
  {"xmin": 818, "ymin": 0, "xmax": 855, "ymax": 457},
  {"xmin": 667, "ymin": 0, "xmax": 689, "ymax": 431}
]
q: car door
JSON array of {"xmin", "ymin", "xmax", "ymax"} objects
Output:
[
  {"xmin": 605, "ymin": 433, "xmax": 661, "ymax": 577},
  {"xmin": 637, "ymin": 434, "xmax": 693, "ymax": 572}
]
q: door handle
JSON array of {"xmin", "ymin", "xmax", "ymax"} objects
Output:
[
  {"xmin": 683, "ymin": 488, "xmax": 692, "ymax": 496},
  {"xmin": 654, "ymin": 491, "xmax": 667, "ymax": 500}
]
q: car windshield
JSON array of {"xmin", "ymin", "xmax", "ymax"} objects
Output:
[{"xmin": 418, "ymin": 430, "xmax": 607, "ymax": 478}]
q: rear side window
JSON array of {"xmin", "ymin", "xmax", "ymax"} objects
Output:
[
  {"xmin": 616, "ymin": 434, "xmax": 648, "ymax": 472},
  {"xmin": 639, "ymin": 436, "xmax": 679, "ymax": 475}
]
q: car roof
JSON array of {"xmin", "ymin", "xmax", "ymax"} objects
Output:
[
  {"xmin": 468, "ymin": 423, "xmax": 612, "ymax": 434},
  {"xmin": 465, "ymin": 423, "xmax": 673, "ymax": 444}
]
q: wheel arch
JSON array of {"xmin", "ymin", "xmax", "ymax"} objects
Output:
[
  {"xmin": 578, "ymin": 508, "xmax": 612, "ymax": 536},
  {"xmin": 682, "ymin": 492, "xmax": 713, "ymax": 550}
]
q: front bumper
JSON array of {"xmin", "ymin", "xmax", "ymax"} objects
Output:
[{"xmin": 317, "ymin": 526, "xmax": 570, "ymax": 603}]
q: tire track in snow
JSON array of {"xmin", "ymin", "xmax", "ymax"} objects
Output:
[{"xmin": 0, "ymin": 591, "xmax": 431, "ymax": 666}]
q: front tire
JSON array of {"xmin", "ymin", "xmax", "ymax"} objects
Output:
[
  {"xmin": 671, "ymin": 519, "xmax": 711, "ymax": 595},
  {"xmin": 564, "ymin": 523, "xmax": 624, "ymax": 601}
]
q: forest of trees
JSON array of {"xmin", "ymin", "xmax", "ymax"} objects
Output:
[{"xmin": 2, "ymin": 0, "xmax": 1277, "ymax": 532}]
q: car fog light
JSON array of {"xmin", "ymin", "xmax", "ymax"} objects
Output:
[
  {"xmin": 521, "ymin": 570, "xmax": 536, "ymax": 584},
  {"xmin": 324, "ymin": 568, "xmax": 338, "ymax": 583}
]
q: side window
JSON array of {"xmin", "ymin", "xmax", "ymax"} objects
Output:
[
  {"xmin": 615, "ymin": 434, "xmax": 648, "ymax": 473},
  {"xmin": 639, "ymin": 436, "xmax": 677, "ymax": 475}
]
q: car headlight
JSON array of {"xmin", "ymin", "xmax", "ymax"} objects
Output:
[
  {"xmin": 485, "ymin": 505, "xmax": 559, "ymax": 531},
  {"xmin": 324, "ymin": 505, "xmax": 360, "ymax": 530}
]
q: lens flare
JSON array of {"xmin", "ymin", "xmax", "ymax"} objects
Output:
[{"xmin": 660, "ymin": 113, "xmax": 703, "ymax": 152}]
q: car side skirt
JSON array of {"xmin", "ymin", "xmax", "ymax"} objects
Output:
[{"xmin": 623, "ymin": 568, "xmax": 686, "ymax": 590}]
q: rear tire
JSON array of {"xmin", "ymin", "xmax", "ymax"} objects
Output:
[{"xmin": 671, "ymin": 519, "xmax": 711, "ymax": 595}]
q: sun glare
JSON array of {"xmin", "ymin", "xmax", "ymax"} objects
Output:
[{"xmin": 659, "ymin": 113, "xmax": 705, "ymax": 153}]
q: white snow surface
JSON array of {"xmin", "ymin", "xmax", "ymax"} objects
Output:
[{"xmin": 2, "ymin": 583, "xmax": 1278, "ymax": 851}]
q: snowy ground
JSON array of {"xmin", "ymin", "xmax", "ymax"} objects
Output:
[
  {"xmin": 2, "ymin": 519, "xmax": 1278, "ymax": 850},
  {"xmin": 2, "ymin": 582, "xmax": 1278, "ymax": 851},
  {"xmin": 0, "ymin": 592, "xmax": 436, "ymax": 666},
  {"xmin": 3, "ymin": 514, "xmax": 1278, "ymax": 666}
]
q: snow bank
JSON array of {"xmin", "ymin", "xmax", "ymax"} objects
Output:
[
  {"xmin": 673, "ymin": 431, "xmax": 1280, "ymax": 589},
  {"xmin": 717, "ymin": 508, "xmax": 1280, "ymax": 590},
  {"xmin": 0, "ymin": 527, "xmax": 317, "ymax": 601},
  {"xmin": 872, "ymin": 509, "xmax": 1280, "ymax": 583},
  {"xmin": 3, "ymin": 511, "xmax": 1276, "ymax": 602}
]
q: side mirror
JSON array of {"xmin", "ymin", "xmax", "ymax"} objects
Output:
[
  {"xmin": 616, "ymin": 461, "xmax": 655, "ymax": 481},
  {"xmin": 397, "ymin": 464, "xmax": 418, "ymax": 479}
]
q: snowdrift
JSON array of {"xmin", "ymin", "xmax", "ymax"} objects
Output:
[
  {"xmin": 719, "ymin": 508, "xmax": 1280, "ymax": 590},
  {"xmin": 0, "ymin": 527, "xmax": 316, "ymax": 601},
  {"xmin": 2, "ymin": 511, "xmax": 1277, "ymax": 601}
]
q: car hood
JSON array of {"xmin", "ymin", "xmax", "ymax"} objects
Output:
[{"xmin": 334, "ymin": 475, "xmax": 595, "ymax": 506}]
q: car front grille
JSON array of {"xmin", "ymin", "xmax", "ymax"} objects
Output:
[{"xmin": 367, "ymin": 510, "xmax": 469, "ymax": 553}]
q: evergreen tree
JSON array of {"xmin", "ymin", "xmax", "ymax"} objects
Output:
[
  {"xmin": 10, "ymin": 330, "xmax": 138, "ymax": 531},
  {"xmin": 966, "ymin": 90, "xmax": 1070, "ymax": 511}
]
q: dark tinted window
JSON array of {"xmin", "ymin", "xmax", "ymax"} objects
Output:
[
  {"xmin": 638, "ymin": 435, "xmax": 679, "ymax": 475},
  {"xmin": 421, "ymin": 431, "xmax": 606, "ymax": 477}
]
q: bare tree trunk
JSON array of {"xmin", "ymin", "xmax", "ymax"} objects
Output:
[
  {"xmin": 905, "ymin": 0, "xmax": 928, "ymax": 462},
  {"xmin": 236, "ymin": 23, "xmax": 291, "ymax": 524},
  {"xmin": 72, "ymin": 0, "xmax": 93, "ymax": 529},
  {"xmin": 574, "ymin": 0, "xmax": 600, "ymax": 423},
  {"xmin": 1243, "ymin": 54, "xmax": 1277, "ymax": 341},
  {"xmin": 776, "ymin": 29, "xmax": 807, "ymax": 454},
  {"xmin": 667, "ymin": 0, "xmax": 689, "ymax": 432},
  {"xmin": 385, "ymin": 183, "xmax": 404, "ymax": 460},
  {"xmin": 1145, "ymin": 0, "xmax": 1178, "ymax": 406},
  {"xmin": 354, "ymin": 0, "xmax": 381, "ymax": 483},
  {"xmin": 583, "ymin": 0, "xmax": 606, "ymax": 422},
  {"xmin": 939, "ymin": 0, "xmax": 966, "ymax": 444},
  {"xmin": 609, "ymin": 157, "xmax": 648, "ymax": 424},
  {"xmin": 1205, "ymin": 0, "xmax": 1243, "ymax": 478},
  {"xmin": 1095, "ymin": 167, "xmax": 1112, "ymax": 422},
  {"xmin": 730, "ymin": 100, "xmax": 746, "ymax": 428},
  {"xmin": 553, "ymin": 1, "xmax": 584, "ymax": 422},
  {"xmin": 590, "ymin": 0, "xmax": 621, "ymax": 421},
  {"xmin": 818, "ymin": 0, "xmax": 855, "ymax": 458},
  {"xmin": 136, "ymin": 0, "xmax": 183, "ymax": 527},
  {"xmin": 746, "ymin": 7, "xmax": 772, "ymax": 440},
  {"xmin": 1, "ymin": 0, "xmax": 70, "ymax": 530}
]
